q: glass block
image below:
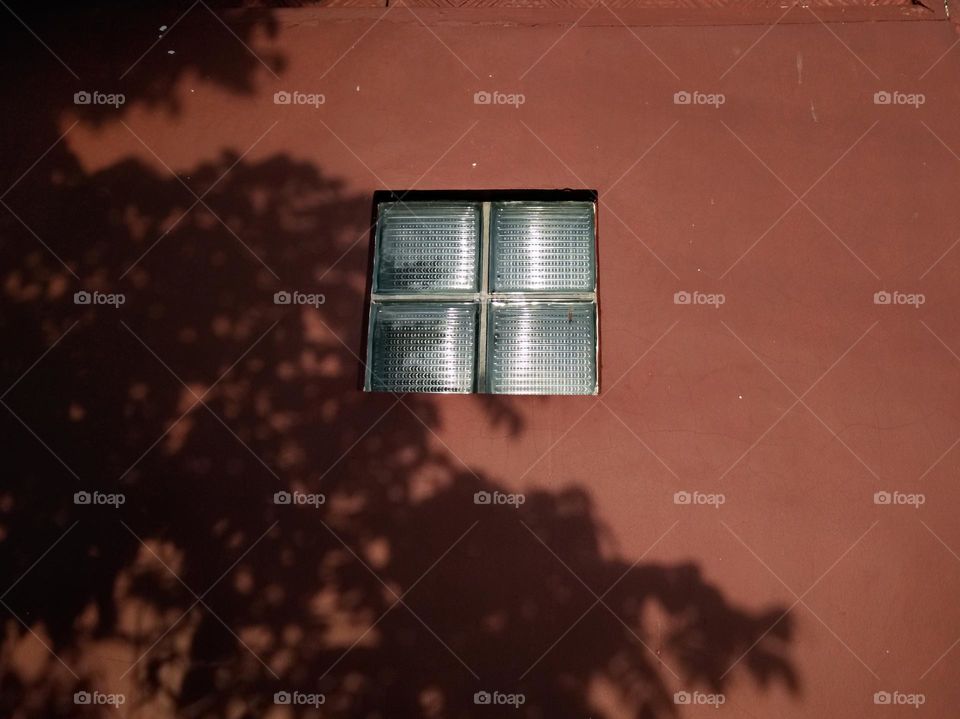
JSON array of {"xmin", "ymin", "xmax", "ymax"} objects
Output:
[
  {"xmin": 490, "ymin": 202, "xmax": 596, "ymax": 292},
  {"xmin": 375, "ymin": 202, "xmax": 481, "ymax": 293},
  {"xmin": 367, "ymin": 303, "xmax": 477, "ymax": 393},
  {"xmin": 487, "ymin": 302, "xmax": 597, "ymax": 395}
]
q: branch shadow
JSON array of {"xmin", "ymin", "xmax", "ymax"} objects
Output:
[{"xmin": 0, "ymin": 5, "xmax": 798, "ymax": 718}]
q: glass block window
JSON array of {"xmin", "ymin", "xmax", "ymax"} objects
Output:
[
  {"xmin": 374, "ymin": 203, "xmax": 480, "ymax": 293},
  {"xmin": 488, "ymin": 302, "xmax": 596, "ymax": 394},
  {"xmin": 490, "ymin": 203, "xmax": 595, "ymax": 292},
  {"xmin": 364, "ymin": 195, "xmax": 598, "ymax": 395},
  {"xmin": 368, "ymin": 303, "xmax": 477, "ymax": 393}
]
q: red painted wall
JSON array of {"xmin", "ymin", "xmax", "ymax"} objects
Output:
[{"xmin": 2, "ymin": 5, "xmax": 960, "ymax": 718}]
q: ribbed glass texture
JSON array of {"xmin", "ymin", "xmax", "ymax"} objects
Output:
[
  {"xmin": 487, "ymin": 302, "xmax": 597, "ymax": 395},
  {"xmin": 490, "ymin": 202, "xmax": 595, "ymax": 292},
  {"xmin": 375, "ymin": 202, "xmax": 481, "ymax": 293},
  {"xmin": 368, "ymin": 303, "xmax": 477, "ymax": 393}
]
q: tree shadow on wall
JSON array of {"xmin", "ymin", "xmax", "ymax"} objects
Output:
[{"xmin": 0, "ymin": 4, "xmax": 797, "ymax": 718}]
